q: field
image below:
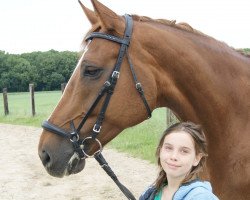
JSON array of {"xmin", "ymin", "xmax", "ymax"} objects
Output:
[{"xmin": 0, "ymin": 91, "xmax": 169, "ymax": 163}]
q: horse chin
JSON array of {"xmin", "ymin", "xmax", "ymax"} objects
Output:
[{"xmin": 64, "ymin": 153, "xmax": 86, "ymax": 176}]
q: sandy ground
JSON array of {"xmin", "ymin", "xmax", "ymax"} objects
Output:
[{"xmin": 0, "ymin": 123, "xmax": 157, "ymax": 200}]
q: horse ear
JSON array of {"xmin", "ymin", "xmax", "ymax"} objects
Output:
[
  {"xmin": 78, "ymin": 0, "xmax": 98, "ymax": 25},
  {"xmin": 90, "ymin": 0, "xmax": 124, "ymax": 32}
]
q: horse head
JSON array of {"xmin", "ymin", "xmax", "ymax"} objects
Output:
[{"xmin": 38, "ymin": 0, "xmax": 157, "ymax": 177}]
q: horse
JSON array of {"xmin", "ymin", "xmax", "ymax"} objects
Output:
[{"xmin": 38, "ymin": 0, "xmax": 250, "ymax": 199}]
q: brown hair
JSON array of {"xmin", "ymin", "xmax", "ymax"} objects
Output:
[{"xmin": 154, "ymin": 121, "xmax": 208, "ymax": 191}]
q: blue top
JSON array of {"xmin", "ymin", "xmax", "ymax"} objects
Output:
[{"xmin": 139, "ymin": 180, "xmax": 219, "ymax": 200}]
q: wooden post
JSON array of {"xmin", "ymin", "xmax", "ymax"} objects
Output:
[
  {"xmin": 29, "ymin": 84, "xmax": 35, "ymax": 116},
  {"xmin": 166, "ymin": 108, "xmax": 179, "ymax": 127},
  {"xmin": 61, "ymin": 83, "xmax": 66, "ymax": 94},
  {"xmin": 3, "ymin": 88, "xmax": 9, "ymax": 115},
  {"xmin": 166, "ymin": 108, "xmax": 171, "ymax": 127}
]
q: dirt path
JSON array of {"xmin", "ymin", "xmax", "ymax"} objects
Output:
[{"xmin": 0, "ymin": 124, "xmax": 157, "ymax": 200}]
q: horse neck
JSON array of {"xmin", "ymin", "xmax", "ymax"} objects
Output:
[{"xmin": 145, "ymin": 25, "xmax": 250, "ymax": 132}]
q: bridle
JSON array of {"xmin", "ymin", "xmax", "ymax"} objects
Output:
[{"xmin": 42, "ymin": 14, "xmax": 151, "ymax": 200}]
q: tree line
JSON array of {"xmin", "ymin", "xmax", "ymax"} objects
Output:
[
  {"xmin": 0, "ymin": 50, "xmax": 78, "ymax": 92},
  {"xmin": 0, "ymin": 48, "xmax": 249, "ymax": 92}
]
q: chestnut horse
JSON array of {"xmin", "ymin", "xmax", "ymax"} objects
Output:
[{"xmin": 38, "ymin": 0, "xmax": 250, "ymax": 199}]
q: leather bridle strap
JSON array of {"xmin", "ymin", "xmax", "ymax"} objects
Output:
[
  {"xmin": 126, "ymin": 47, "xmax": 152, "ymax": 118},
  {"xmin": 94, "ymin": 153, "xmax": 136, "ymax": 200},
  {"xmin": 84, "ymin": 14, "xmax": 151, "ymax": 141}
]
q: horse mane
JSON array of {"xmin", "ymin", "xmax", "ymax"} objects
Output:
[
  {"xmin": 131, "ymin": 15, "xmax": 250, "ymax": 59},
  {"xmin": 131, "ymin": 15, "xmax": 205, "ymax": 36}
]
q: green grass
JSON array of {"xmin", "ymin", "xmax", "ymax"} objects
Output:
[
  {"xmin": 0, "ymin": 91, "xmax": 169, "ymax": 163},
  {"xmin": 0, "ymin": 91, "xmax": 61, "ymax": 126},
  {"xmin": 109, "ymin": 108, "xmax": 166, "ymax": 163}
]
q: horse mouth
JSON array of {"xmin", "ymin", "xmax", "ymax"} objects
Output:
[
  {"xmin": 64, "ymin": 153, "xmax": 86, "ymax": 176},
  {"xmin": 43, "ymin": 153, "xmax": 86, "ymax": 178}
]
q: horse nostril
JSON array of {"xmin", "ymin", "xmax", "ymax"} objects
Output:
[{"xmin": 40, "ymin": 150, "xmax": 51, "ymax": 166}]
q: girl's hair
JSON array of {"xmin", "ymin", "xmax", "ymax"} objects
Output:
[{"xmin": 154, "ymin": 121, "xmax": 208, "ymax": 191}]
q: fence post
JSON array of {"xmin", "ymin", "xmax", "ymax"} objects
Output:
[
  {"xmin": 29, "ymin": 84, "xmax": 35, "ymax": 116},
  {"xmin": 61, "ymin": 83, "xmax": 66, "ymax": 94},
  {"xmin": 3, "ymin": 88, "xmax": 9, "ymax": 115},
  {"xmin": 166, "ymin": 108, "xmax": 179, "ymax": 127},
  {"xmin": 166, "ymin": 108, "xmax": 171, "ymax": 127}
]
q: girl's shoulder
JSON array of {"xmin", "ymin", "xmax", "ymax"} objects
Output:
[
  {"xmin": 139, "ymin": 185, "xmax": 157, "ymax": 200},
  {"xmin": 174, "ymin": 180, "xmax": 219, "ymax": 200},
  {"xmin": 184, "ymin": 186, "xmax": 219, "ymax": 200}
]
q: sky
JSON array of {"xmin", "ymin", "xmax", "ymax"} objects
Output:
[{"xmin": 0, "ymin": 0, "xmax": 249, "ymax": 54}]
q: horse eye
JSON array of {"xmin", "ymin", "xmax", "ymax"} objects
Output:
[{"xmin": 84, "ymin": 67, "xmax": 102, "ymax": 78}]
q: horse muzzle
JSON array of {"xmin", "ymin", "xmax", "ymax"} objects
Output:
[{"xmin": 38, "ymin": 141, "xmax": 86, "ymax": 177}]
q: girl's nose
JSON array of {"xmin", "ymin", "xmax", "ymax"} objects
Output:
[{"xmin": 170, "ymin": 151, "xmax": 178, "ymax": 161}]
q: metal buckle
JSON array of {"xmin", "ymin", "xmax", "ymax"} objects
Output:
[
  {"xmin": 136, "ymin": 82, "xmax": 143, "ymax": 92},
  {"xmin": 81, "ymin": 137, "xmax": 103, "ymax": 158},
  {"xmin": 112, "ymin": 71, "xmax": 120, "ymax": 79},
  {"xmin": 70, "ymin": 132, "xmax": 79, "ymax": 142},
  {"xmin": 104, "ymin": 81, "xmax": 111, "ymax": 87},
  {"xmin": 93, "ymin": 124, "xmax": 101, "ymax": 133},
  {"xmin": 135, "ymin": 82, "xmax": 142, "ymax": 90},
  {"xmin": 93, "ymin": 124, "xmax": 102, "ymax": 133}
]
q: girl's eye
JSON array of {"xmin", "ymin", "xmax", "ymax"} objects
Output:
[
  {"xmin": 165, "ymin": 146, "xmax": 172, "ymax": 151},
  {"xmin": 180, "ymin": 149, "xmax": 189, "ymax": 154},
  {"xmin": 84, "ymin": 67, "xmax": 102, "ymax": 78}
]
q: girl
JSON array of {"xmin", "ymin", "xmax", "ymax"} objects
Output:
[{"xmin": 139, "ymin": 122, "xmax": 219, "ymax": 200}]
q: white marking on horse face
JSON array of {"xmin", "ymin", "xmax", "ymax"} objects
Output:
[
  {"xmin": 63, "ymin": 167, "xmax": 69, "ymax": 176},
  {"xmin": 48, "ymin": 40, "xmax": 92, "ymax": 120},
  {"xmin": 62, "ymin": 40, "xmax": 91, "ymax": 92},
  {"xmin": 63, "ymin": 152, "xmax": 80, "ymax": 176},
  {"xmin": 68, "ymin": 152, "xmax": 80, "ymax": 165}
]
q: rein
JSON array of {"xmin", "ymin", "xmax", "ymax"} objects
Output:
[{"xmin": 42, "ymin": 14, "xmax": 151, "ymax": 200}]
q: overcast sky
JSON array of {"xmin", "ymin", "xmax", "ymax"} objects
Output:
[{"xmin": 0, "ymin": 0, "xmax": 249, "ymax": 54}]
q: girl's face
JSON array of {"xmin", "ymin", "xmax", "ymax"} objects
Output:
[{"xmin": 160, "ymin": 131, "xmax": 202, "ymax": 180}]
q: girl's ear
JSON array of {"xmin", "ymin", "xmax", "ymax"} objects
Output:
[{"xmin": 193, "ymin": 153, "xmax": 203, "ymax": 167}]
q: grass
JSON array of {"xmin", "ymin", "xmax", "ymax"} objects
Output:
[
  {"xmin": 109, "ymin": 108, "xmax": 166, "ymax": 163},
  {"xmin": 0, "ymin": 91, "xmax": 170, "ymax": 163},
  {"xmin": 0, "ymin": 91, "xmax": 61, "ymax": 126}
]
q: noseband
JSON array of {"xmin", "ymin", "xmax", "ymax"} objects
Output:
[{"xmin": 42, "ymin": 14, "xmax": 151, "ymax": 200}]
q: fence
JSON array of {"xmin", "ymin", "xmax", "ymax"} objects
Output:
[
  {"xmin": 29, "ymin": 84, "xmax": 35, "ymax": 116},
  {"xmin": 1, "ymin": 83, "xmax": 67, "ymax": 116},
  {"xmin": 2, "ymin": 88, "xmax": 9, "ymax": 115},
  {"xmin": 1, "ymin": 83, "xmax": 178, "ymax": 126}
]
